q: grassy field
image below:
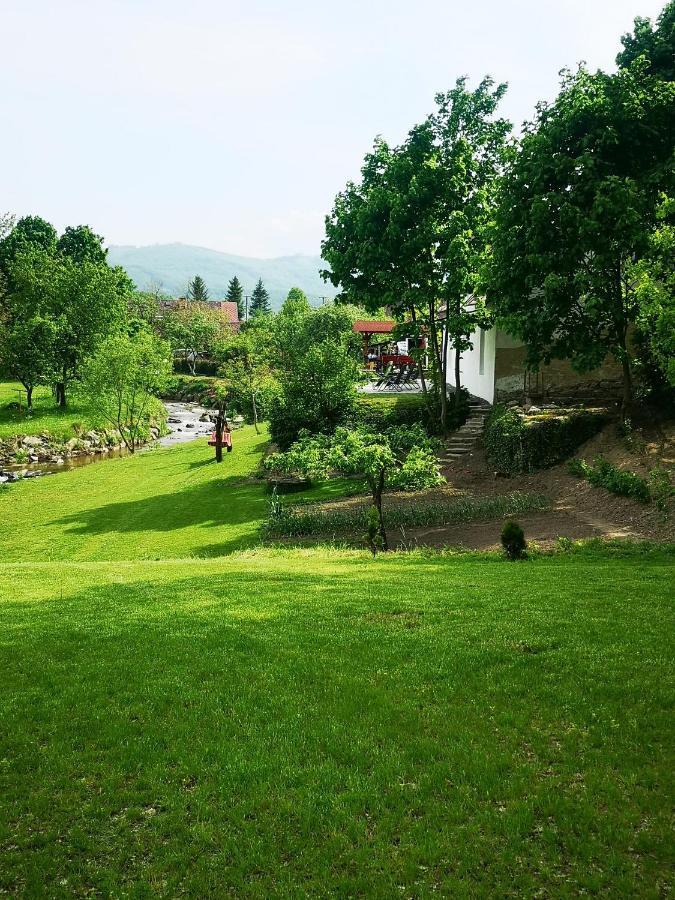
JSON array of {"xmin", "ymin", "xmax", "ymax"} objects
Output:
[
  {"xmin": 1, "ymin": 550, "xmax": 673, "ymax": 896},
  {"xmin": 0, "ymin": 381, "xmax": 104, "ymax": 440},
  {"xmin": 0, "ymin": 425, "xmax": 351, "ymax": 561},
  {"xmin": 1, "ymin": 426, "xmax": 673, "ymax": 895}
]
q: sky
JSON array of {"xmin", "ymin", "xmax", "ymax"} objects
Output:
[{"xmin": 1, "ymin": 0, "xmax": 667, "ymax": 258}]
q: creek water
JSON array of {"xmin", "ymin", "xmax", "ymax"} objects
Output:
[{"xmin": 0, "ymin": 402, "xmax": 216, "ymax": 481}]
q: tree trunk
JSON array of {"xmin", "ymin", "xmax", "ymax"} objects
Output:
[
  {"xmin": 454, "ymin": 342, "xmax": 461, "ymax": 395},
  {"xmin": 621, "ymin": 356, "xmax": 633, "ymax": 422},
  {"xmin": 25, "ymin": 386, "xmax": 33, "ymax": 409},
  {"xmin": 428, "ymin": 312, "xmax": 447, "ymax": 432},
  {"xmin": 252, "ymin": 392, "xmax": 260, "ymax": 434},
  {"xmin": 215, "ymin": 411, "xmax": 224, "ymax": 463},
  {"xmin": 373, "ymin": 471, "xmax": 388, "ymax": 551},
  {"xmin": 55, "ymin": 382, "xmax": 66, "ymax": 407}
]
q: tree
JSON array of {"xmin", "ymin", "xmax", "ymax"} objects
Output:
[
  {"xmin": 632, "ymin": 195, "xmax": 675, "ymax": 386},
  {"xmin": 616, "ymin": 2, "xmax": 675, "ymax": 80},
  {"xmin": 265, "ymin": 425, "xmax": 443, "ymax": 549},
  {"xmin": 486, "ymin": 61, "xmax": 674, "ymax": 416},
  {"xmin": 322, "ymin": 78, "xmax": 510, "ymax": 430},
  {"xmin": 0, "ymin": 215, "xmax": 57, "ymax": 283},
  {"xmin": 268, "ymin": 304, "xmax": 362, "ymax": 447},
  {"xmin": 226, "ymin": 275, "xmax": 244, "ymax": 320},
  {"xmin": 0, "ymin": 280, "xmax": 56, "ymax": 408},
  {"xmin": 216, "ymin": 322, "xmax": 277, "ymax": 433},
  {"xmin": 57, "ymin": 225, "xmax": 107, "ymax": 265},
  {"xmin": 80, "ymin": 329, "xmax": 172, "ymax": 452},
  {"xmin": 187, "ymin": 275, "xmax": 209, "ymax": 303},
  {"xmin": 161, "ymin": 301, "xmax": 231, "ymax": 374},
  {"xmin": 6, "ymin": 249, "xmax": 129, "ymax": 407},
  {"xmin": 249, "ymin": 278, "xmax": 271, "ymax": 317}
]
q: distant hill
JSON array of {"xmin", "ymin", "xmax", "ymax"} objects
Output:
[{"xmin": 107, "ymin": 243, "xmax": 338, "ymax": 310}]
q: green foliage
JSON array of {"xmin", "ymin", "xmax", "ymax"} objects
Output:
[
  {"xmin": 265, "ymin": 425, "xmax": 443, "ymax": 548},
  {"xmin": 0, "ymin": 215, "xmax": 57, "ymax": 281},
  {"xmin": 161, "ymin": 374, "xmax": 225, "ymax": 405},
  {"xmin": 487, "ymin": 60, "xmax": 675, "ymax": 411},
  {"xmin": 485, "ymin": 406, "xmax": 608, "ymax": 474},
  {"xmin": 616, "ymin": 2, "xmax": 675, "ymax": 80},
  {"xmin": 226, "ymin": 275, "xmax": 244, "ymax": 320},
  {"xmin": 568, "ymin": 456, "xmax": 652, "ymax": 503},
  {"xmin": 57, "ymin": 225, "xmax": 107, "ymax": 265},
  {"xmin": 501, "ymin": 520, "xmax": 527, "ymax": 560},
  {"xmin": 322, "ymin": 77, "xmax": 510, "ymax": 427},
  {"xmin": 266, "ymin": 492, "xmax": 549, "ymax": 538},
  {"xmin": 249, "ymin": 278, "xmax": 271, "ymax": 317},
  {"xmin": 269, "ymin": 304, "xmax": 362, "ymax": 448},
  {"xmin": 648, "ymin": 466, "xmax": 674, "ymax": 513},
  {"xmin": 160, "ymin": 301, "xmax": 231, "ymax": 373},
  {"xmin": 80, "ymin": 330, "xmax": 171, "ymax": 451},
  {"xmin": 353, "ymin": 392, "xmax": 468, "ymax": 435},
  {"xmin": 216, "ymin": 324, "xmax": 279, "ymax": 429},
  {"xmin": 187, "ymin": 274, "xmax": 209, "ymax": 303}
]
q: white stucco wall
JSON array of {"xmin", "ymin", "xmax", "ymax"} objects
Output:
[{"xmin": 446, "ymin": 326, "xmax": 496, "ymax": 403}]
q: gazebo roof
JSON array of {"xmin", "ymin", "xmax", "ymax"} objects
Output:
[{"xmin": 352, "ymin": 319, "xmax": 396, "ymax": 335}]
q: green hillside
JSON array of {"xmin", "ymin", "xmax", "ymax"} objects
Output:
[{"xmin": 108, "ymin": 243, "xmax": 338, "ymax": 308}]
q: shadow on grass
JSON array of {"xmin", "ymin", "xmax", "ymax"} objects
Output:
[{"xmin": 54, "ymin": 476, "xmax": 269, "ymax": 540}]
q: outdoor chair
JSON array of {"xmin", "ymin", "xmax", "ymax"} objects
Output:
[{"xmin": 373, "ymin": 363, "xmax": 393, "ymax": 391}]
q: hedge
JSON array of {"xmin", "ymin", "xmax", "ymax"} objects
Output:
[
  {"xmin": 484, "ymin": 405, "xmax": 609, "ymax": 474},
  {"xmin": 354, "ymin": 391, "xmax": 468, "ymax": 434}
]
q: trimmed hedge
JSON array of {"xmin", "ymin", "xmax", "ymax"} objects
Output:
[{"xmin": 485, "ymin": 405, "xmax": 609, "ymax": 474}]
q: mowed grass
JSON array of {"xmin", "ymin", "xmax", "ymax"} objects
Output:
[
  {"xmin": 0, "ymin": 426, "xmax": 347, "ymax": 561},
  {"xmin": 0, "ymin": 381, "xmax": 102, "ymax": 440},
  {"xmin": 0, "ymin": 551, "xmax": 673, "ymax": 896}
]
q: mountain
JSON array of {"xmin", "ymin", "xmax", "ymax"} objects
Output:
[{"xmin": 107, "ymin": 243, "xmax": 337, "ymax": 310}]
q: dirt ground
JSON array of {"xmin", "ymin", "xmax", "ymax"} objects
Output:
[{"xmin": 282, "ymin": 420, "xmax": 675, "ymax": 552}]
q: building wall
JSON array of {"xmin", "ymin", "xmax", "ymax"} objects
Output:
[
  {"xmin": 494, "ymin": 340, "xmax": 624, "ymax": 402},
  {"xmin": 447, "ymin": 327, "xmax": 496, "ymax": 403},
  {"xmin": 446, "ymin": 326, "xmax": 624, "ymax": 404}
]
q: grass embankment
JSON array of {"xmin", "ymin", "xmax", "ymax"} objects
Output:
[
  {"xmin": 0, "ymin": 425, "xmax": 348, "ymax": 560},
  {"xmin": 0, "ymin": 381, "xmax": 102, "ymax": 440},
  {"xmin": 1, "ymin": 550, "xmax": 673, "ymax": 895}
]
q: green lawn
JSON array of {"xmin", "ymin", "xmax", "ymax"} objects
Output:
[
  {"xmin": 0, "ymin": 381, "xmax": 103, "ymax": 440},
  {"xmin": 1, "ymin": 551, "xmax": 673, "ymax": 896},
  {"xmin": 0, "ymin": 425, "xmax": 349, "ymax": 561},
  {"xmin": 1, "ymin": 428, "xmax": 673, "ymax": 895}
]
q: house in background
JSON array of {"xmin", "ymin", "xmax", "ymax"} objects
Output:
[
  {"xmin": 208, "ymin": 300, "xmax": 240, "ymax": 332},
  {"xmin": 446, "ymin": 324, "xmax": 624, "ymax": 405}
]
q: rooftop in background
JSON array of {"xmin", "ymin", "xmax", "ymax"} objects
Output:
[
  {"xmin": 352, "ymin": 320, "xmax": 396, "ymax": 335},
  {"xmin": 209, "ymin": 301, "xmax": 240, "ymax": 327}
]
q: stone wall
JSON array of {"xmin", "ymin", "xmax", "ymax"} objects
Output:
[{"xmin": 494, "ymin": 345, "xmax": 624, "ymax": 403}]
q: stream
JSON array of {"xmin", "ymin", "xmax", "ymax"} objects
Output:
[{"xmin": 0, "ymin": 402, "xmax": 218, "ymax": 482}]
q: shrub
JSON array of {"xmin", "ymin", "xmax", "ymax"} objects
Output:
[
  {"xmin": 648, "ymin": 467, "xmax": 673, "ymax": 513},
  {"xmin": 354, "ymin": 390, "xmax": 468, "ymax": 435},
  {"xmin": 569, "ymin": 455, "xmax": 651, "ymax": 502},
  {"xmin": 161, "ymin": 375, "xmax": 224, "ymax": 406},
  {"xmin": 485, "ymin": 405, "xmax": 608, "ymax": 474},
  {"xmin": 501, "ymin": 520, "xmax": 527, "ymax": 560}
]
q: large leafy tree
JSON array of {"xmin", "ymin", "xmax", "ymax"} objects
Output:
[
  {"xmin": 616, "ymin": 1, "xmax": 675, "ymax": 80},
  {"xmin": 216, "ymin": 322, "xmax": 277, "ymax": 433},
  {"xmin": 226, "ymin": 275, "xmax": 244, "ymax": 320},
  {"xmin": 7, "ymin": 249, "xmax": 129, "ymax": 406},
  {"xmin": 57, "ymin": 225, "xmax": 107, "ymax": 265},
  {"xmin": 249, "ymin": 278, "xmax": 271, "ymax": 317},
  {"xmin": 187, "ymin": 274, "xmax": 209, "ymax": 303},
  {"xmin": 322, "ymin": 77, "xmax": 510, "ymax": 429},
  {"xmin": 486, "ymin": 60, "xmax": 674, "ymax": 415},
  {"xmin": 0, "ymin": 215, "xmax": 57, "ymax": 283},
  {"xmin": 268, "ymin": 303, "xmax": 362, "ymax": 447}
]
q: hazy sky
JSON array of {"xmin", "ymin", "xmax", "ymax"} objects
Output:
[{"xmin": 1, "ymin": 0, "xmax": 666, "ymax": 258}]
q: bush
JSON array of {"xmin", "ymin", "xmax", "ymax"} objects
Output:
[
  {"xmin": 354, "ymin": 390, "xmax": 468, "ymax": 435},
  {"xmin": 485, "ymin": 405, "xmax": 608, "ymax": 474},
  {"xmin": 161, "ymin": 375, "xmax": 224, "ymax": 406},
  {"xmin": 569, "ymin": 456, "xmax": 651, "ymax": 502},
  {"xmin": 501, "ymin": 520, "xmax": 527, "ymax": 560}
]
